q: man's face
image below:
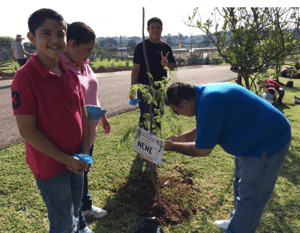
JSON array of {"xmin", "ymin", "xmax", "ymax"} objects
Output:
[
  {"xmin": 147, "ymin": 22, "xmax": 162, "ymax": 43},
  {"xmin": 169, "ymin": 101, "xmax": 195, "ymax": 117},
  {"xmin": 28, "ymin": 19, "xmax": 67, "ymax": 62}
]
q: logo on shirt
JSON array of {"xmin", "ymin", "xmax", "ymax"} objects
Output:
[{"xmin": 12, "ymin": 91, "xmax": 21, "ymax": 109}]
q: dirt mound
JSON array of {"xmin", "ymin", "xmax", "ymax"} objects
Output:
[{"xmin": 113, "ymin": 171, "xmax": 197, "ymax": 226}]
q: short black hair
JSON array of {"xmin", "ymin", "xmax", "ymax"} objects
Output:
[
  {"xmin": 67, "ymin": 22, "xmax": 96, "ymax": 45},
  {"xmin": 147, "ymin": 17, "xmax": 163, "ymax": 28},
  {"xmin": 28, "ymin": 8, "xmax": 66, "ymax": 35},
  {"xmin": 165, "ymin": 82, "xmax": 195, "ymax": 107}
]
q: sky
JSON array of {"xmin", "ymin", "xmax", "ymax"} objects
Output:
[
  {"xmin": 0, "ymin": 0, "xmax": 221, "ymax": 42},
  {"xmin": 1, "ymin": 1, "xmax": 290, "ymax": 42}
]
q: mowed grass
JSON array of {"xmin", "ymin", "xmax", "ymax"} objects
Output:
[
  {"xmin": 0, "ymin": 78, "xmax": 299, "ymax": 232},
  {"xmin": 0, "ymin": 60, "xmax": 19, "ymax": 73},
  {"xmin": 90, "ymin": 58, "xmax": 133, "ymax": 69}
]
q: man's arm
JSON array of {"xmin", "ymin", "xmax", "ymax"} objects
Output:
[
  {"xmin": 21, "ymin": 49, "xmax": 32, "ymax": 57},
  {"xmin": 165, "ymin": 126, "xmax": 197, "ymax": 143},
  {"xmin": 16, "ymin": 115, "xmax": 87, "ymax": 173},
  {"xmin": 130, "ymin": 63, "xmax": 140, "ymax": 99},
  {"xmin": 11, "ymin": 48, "xmax": 17, "ymax": 61},
  {"xmin": 164, "ymin": 140, "xmax": 212, "ymax": 157}
]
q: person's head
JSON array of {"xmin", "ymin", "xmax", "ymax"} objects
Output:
[
  {"xmin": 165, "ymin": 82, "xmax": 196, "ymax": 117},
  {"xmin": 27, "ymin": 8, "xmax": 67, "ymax": 61},
  {"xmin": 65, "ymin": 22, "xmax": 96, "ymax": 67},
  {"xmin": 16, "ymin": 35, "xmax": 24, "ymax": 42},
  {"xmin": 147, "ymin": 17, "xmax": 163, "ymax": 43}
]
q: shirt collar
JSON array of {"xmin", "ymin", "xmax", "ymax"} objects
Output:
[
  {"xmin": 31, "ymin": 53, "xmax": 67, "ymax": 79},
  {"xmin": 60, "ymin": 53, "xmax": 90, "ymax": 71}
]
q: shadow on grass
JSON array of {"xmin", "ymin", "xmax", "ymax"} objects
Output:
[
  {"xmin": 91, "ymin": 155, "xmax": 197, "ymax": 232},
  {"xmin": 90, "ymin": 155, "xmax": 158, "ymax": 232}
]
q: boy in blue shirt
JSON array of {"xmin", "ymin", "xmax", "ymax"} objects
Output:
[{"xmin": 164, "ymin": 82, "xmax": 291, "ymax": 233}]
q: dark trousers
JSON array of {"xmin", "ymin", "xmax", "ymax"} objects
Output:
[
  {"xmin": 277, "ymin": 88, "xmax": 285, "ymax": 103},
  {"xmin": 17, "ymin": 59, "xmax": 27, "ymax": 67}
]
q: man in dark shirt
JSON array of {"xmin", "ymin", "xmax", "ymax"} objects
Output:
[{"xmin": 130, "ymin": 17, "xmax": 177, "ymax": 130}]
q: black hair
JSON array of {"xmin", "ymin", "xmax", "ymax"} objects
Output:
[
  {"xmin": 28, "ymin": 8, "xmax": 66, "ymax": 35},
  {"xmin": 67, "ymin": 22, "xmax": 96, "ymax": 45},
  {"xmin": 147, "ymin": 17, "xmax": 163, "ymax": 28},
  {"xmin": 165, "ymin": 82, "xmax": 195, "ymax": 107}
]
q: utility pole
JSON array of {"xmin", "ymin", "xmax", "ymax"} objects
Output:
[
  {"xmin": 190, "ymin": 34, "xmax": 193, "ymax": 56},
  {"xmin": 120, "ymin": 35, "xmax": 123, "ymax": 58}
]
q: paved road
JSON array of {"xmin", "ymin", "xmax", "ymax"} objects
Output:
[{"xmin": 0, "ymin": 65, "xmax": 236, "ymax": 150}]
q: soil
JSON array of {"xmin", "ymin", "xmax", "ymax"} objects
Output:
[{"xmin": 110, "ymin": 166, "xmax": 197, "ymax": 227}]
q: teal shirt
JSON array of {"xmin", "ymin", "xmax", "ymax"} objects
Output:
[{"xmin": 194, "ymin": 83, "xmax": 291, "ymax": 158}]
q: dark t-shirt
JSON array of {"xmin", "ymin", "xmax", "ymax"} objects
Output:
[{"xmin": 133, "ymin": 39, "xmax": 176, "ymax": 85}]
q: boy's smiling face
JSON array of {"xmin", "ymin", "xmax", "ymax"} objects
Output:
[
  {"xmin": 147, "ymin": 22, "xmax": 162, "ymax": 43},
  {"xmin": 28, "ymin": 18, "xmax": 67, "ymax": 64}
]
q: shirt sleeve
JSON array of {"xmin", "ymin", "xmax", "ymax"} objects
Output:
[
  {"xmin": 133, "ymin": 43, "xmax": 143, "ymax": 64},
  {"xmin": 11, "ymin": 74, "xmax": 37, "ymax": 115}
]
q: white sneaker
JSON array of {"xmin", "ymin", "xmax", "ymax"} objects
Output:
[
  {"xmin": 214, "ymin": 219, "xmax": 230, "ymax": 229},
  {"xmin": 82, "ymin": 205, "xmax": 107, "ymax": 219}
]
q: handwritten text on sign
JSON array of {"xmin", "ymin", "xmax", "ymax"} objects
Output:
[{"xmin": 133, "ymin": 127, "xmax": 164, "ymax": 167}]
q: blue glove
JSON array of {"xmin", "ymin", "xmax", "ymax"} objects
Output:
[
  {"xmin": 85, "ymin": 105, "xmax": 107, "ymax": 120},
  {"xmin": 73, "ymin": 153, "xmax": 93, "ymax": 163},
  {"xmin": 129, "ymin": 98, "xmax": 141, "ymax": 106}
]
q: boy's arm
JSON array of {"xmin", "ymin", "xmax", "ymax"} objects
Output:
[
  {"xmin": 130, "ymin": 63, "xmax": 140, "ymax": 99},
  {"xmin": 81, "ymin": 105, "xmax": 90, "ymax": 155},
  {"xmin": 16, "ymin": 114, "xmax": 87, "ymax": 174}
]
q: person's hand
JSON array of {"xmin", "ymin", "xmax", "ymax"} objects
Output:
[
  {"xmin": 163, "ymin": 139, "xmax": 173, "ymax": 151},
  {"xmin": 164, "ymin": 135, "xmax": 181, "ymax": 142},
  {"xmin": 101, "ymin": 116, "xmax": 110, "ymax": 134},
  {"xmin": 161, "ymin": 51, "xmax": 170, "ymax": 67},
  {"xmin": 129, "ymin": 89, "xmax": 135, "ymax": 100},
  {"xmin": 66, "ymin": 156, "xmax": 88, "ymax": 174}
]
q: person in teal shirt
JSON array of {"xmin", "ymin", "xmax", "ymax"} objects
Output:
[{"xmin": 163, "ymin": 82, "xmax": 291, "ymax": 233}]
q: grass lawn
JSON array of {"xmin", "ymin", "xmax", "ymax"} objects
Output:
[
  {"xmin": 0, "ymin": 60, "xmax": 19, "ymax": 73},
  {"xmin": 0, "ymin": 78, "xmax": 299, "ymax": 232},
  {"xmin": 90, "ymin": 58, "xmax": 133, "ymax": 69}
]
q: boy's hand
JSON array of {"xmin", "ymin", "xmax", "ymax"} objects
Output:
[
  {"xmin": 161, "ymin": 51, "xmax": 170, "ymax": 67},
  {"xmin": 101, "ymin": 116, "xmax": 110, "ymax": 134},
  {"xmin": 66, "ymin": 156, "xmax": 88, "ymax": 174}
]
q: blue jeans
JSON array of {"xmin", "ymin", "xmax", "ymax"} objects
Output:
[
  {"xmin": 36, "ymin": 170, "xmax": 84, "ymax": 233},
  {"xmin": 225, "ymin": 139, "xmax": 291, "ymax": 233}
]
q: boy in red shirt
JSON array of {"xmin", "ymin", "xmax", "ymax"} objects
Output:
[
  {"xmin": 258, "ymin": 79, "xmax": 285, "ymax": 104},
  {"xmin": 11, "ymin": 8, "xmax": 90, "ymax": 233}
]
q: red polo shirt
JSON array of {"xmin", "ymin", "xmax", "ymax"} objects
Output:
[
  {"xmin": 265, "ymin": 79, "xmax": 281, "ymax": 89},
  {"xmin": 11, "ymin": 54, "xmax": 85, "ymax": 180}
]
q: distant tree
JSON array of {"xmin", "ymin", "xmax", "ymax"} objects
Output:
[
  {"xmin": 187, "ymin": 7, "xmax": 300, "ymax": 90},
  {"xmin": 99, "ymin": 38, "xmax": 119, "ymax": 48},
  {"xmin": 178, "ymin": 33, "xmax": 184, "ymax": 41},
  {"xmin": 166, "ymin": 35, "xmax": 175, "ymax": 46},
  {"xmin": 127, "ymin": 39, "xmax": 137, "ymax": 50}
]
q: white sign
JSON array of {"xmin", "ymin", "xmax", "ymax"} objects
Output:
[{"xmin": 133, "ymin": 127, "xmax": 164, "ymax": 167}]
